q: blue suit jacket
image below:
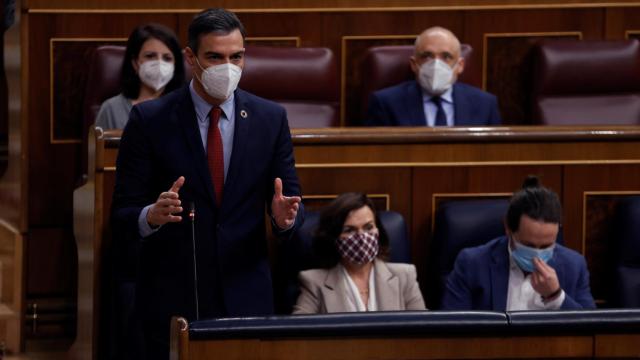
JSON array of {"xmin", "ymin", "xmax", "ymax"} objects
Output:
[
  {"xmin": 112, "ymin": 86, "xmax": 304, "ymax": 332},
  {"xmin": 441, "ymin": 236, "xmax": 596, "ymax": 311},
  {"xmin": 366, "ymin": 80, "xmax": 501, "ymax": 126}
]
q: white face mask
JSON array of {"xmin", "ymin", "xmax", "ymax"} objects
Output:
[
  {"xmin": 138, "ymin": 60, "xmax": 175, "ymax": 92},
  {"xmin": 418, "ymin": 59, "xmax": 457, "ymax": 95},
  {"xmin": 194, "ymin": 58, "xmax": 242, "ymax": 100}
]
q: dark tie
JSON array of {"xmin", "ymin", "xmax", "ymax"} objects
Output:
[
  {"xmin": 207, "ymin": 107, "xmax": 224, "ymax": 207},
  {"xmin": 431, "ymin": 96, "xmax": 447, "ymax": 126}
]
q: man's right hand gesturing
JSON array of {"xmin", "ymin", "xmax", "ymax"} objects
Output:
[{"xmin": 147, "ymin": 176, "xmax": 185, "ymax": 226}]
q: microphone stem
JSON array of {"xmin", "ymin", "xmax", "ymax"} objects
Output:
[{"xmin": 190, "ymin": 208, "xmax": 199, "ymax": 320}]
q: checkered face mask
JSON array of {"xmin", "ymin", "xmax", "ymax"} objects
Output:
[{"xmin": 336, "ymin": 231, "xmax": 379, "ymax": 265}]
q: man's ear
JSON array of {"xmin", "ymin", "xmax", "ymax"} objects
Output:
[
  {"xmin": 456, "ymin": 57, "xmax": 465, "ymax": 75},
  {"xmin": 184, "ymin": 47, "xmax": 196, "ymax": 66}
]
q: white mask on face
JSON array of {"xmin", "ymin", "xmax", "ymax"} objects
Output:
[
  {"xmin": 138, "ymin": 60, "xmax": 175, "ymax": 92},
  {"xmin": 418, "ymin": 59, "xmax": 457, "ymax": 95},
  {"xmin": 194, "ymin": 58, "xmax": 242, "ymax": 100}
]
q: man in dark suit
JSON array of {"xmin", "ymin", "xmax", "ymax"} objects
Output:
[
  {"xmin": 111, "ymin": 9, "xmax": 303, "ymax": 359},
  {"xmin": 442, "ymin": 176, "xmax": 595, "ymax": 311},
  {"xmin": 366, "ymin": 27, "xmax": 501, "ymax": 126}
]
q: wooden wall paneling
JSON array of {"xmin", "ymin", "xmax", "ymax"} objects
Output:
[
  {"xmin": 604, "ymin": 7, "xmax": 640, "ymax": 39},
  {"xmin": 463, "ymin": 8, "xmax": 603, "ymax": 124},
  {"xmin": 25, "ymin": 227, "xmax": 77, "ymax": 340},
  {"xmin": 302, "ymin": 194, "xmax": 390, "ymax": 212},
  {"xmin": 0, "ymin": 221, "xmax": 23, "ymax": 353},
  {"xmin": 563, "ymin": 164, "xmax": 640, "ymax": 306},
  {"xmin": 0, "ymin": 0, "xmax": 7, "ymax": 177},
  {"xmin": 296, "ymin": 167, "xmax": 411, "ymax": 219},
  {"xmin": 22, "ymin": 0, "xmax": 640, "ymax": 10},
  {"xmin": 26, "ymin": 228, "xmax": 76, "ymax": 298},
  {"xmin": 412, "ymin": 165, "xmax": 563, "ymax": 307}
]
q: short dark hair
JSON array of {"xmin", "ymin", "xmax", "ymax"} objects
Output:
[
  {"xmin": 188, "ymin": 8, "xmax": 246, "ymax": 55},
  {"xmin": 313, "ymin": 193, "xmax": 390, "ymax": 268},
  {"xmin": 506, "ymin": 175, "xmax": 562, "ymax": 232},
  {"xmin": 121, "ymin": 23, "xmax": 185, "ymax": 99}
]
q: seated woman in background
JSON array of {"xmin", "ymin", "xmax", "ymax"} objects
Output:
[
  {"xmin": 95, "ymin": 23, "xmax": 185, "ymax": 129},
  {"xmin": 294, "ymin": 193, "xmax": 426, "ymax": 314}
]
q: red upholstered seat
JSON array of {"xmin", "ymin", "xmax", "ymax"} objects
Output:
[
  {"xmin": 239, "ymin": 46, "xmax": 339, "ymax": 128},
  {"xmin": 532, "ymin": 39, "xmax": 640, "ymax": 125},
  {"xmin": 360, "ymin": 44, "xmax": 474, "ymax": 122},
  {"xmin": 83, "ymin": 45, "xmax": 125, "ymax": 132}
]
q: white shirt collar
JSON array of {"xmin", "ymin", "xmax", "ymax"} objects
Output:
[{"xmin": 422, "ymin": 86, "xmax": 454, "ymax": 104}]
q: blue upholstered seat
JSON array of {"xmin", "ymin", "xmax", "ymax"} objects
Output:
[{"xmin": 427, "ymin": 198, "xmax": 509, "ymax": 309}]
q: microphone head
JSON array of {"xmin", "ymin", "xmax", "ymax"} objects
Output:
[{"xmin": 189, "ymin": 201, "xmax": 195, "ymax": 220}]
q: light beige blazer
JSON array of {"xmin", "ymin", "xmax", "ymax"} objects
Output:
[{"xmin": 292, "ymin": 259, "xmax": 426, "ymax": 314}]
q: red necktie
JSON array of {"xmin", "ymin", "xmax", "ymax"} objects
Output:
[{"xmin": 207, "ymin": 107, "xmax": 224, "ymax": 206}]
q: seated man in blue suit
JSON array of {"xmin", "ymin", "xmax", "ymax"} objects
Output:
[
  {"xmin": 366, "ymin": 27, "xmax": 501, "ymax": 126},
  {"xmin": 442, "ymin": 176, "xmax": 595, "ymax": 311},
  {"xmin": 112, "ymin": 8, "xmax": 304, "ymax": 360}
]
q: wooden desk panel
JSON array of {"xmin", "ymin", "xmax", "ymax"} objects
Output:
[
  {"xmin": 595, "ymin": 334, "xmax": 640, "ymax": 358},
  {"xmin": 186, "ymin": 335, "xmax": 594, "ymax": 360}
]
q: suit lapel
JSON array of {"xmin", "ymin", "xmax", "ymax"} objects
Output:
[
  {"xmin": 175, "ymin": 87, "xmax": 216, "ymax": 206},
  {"xmin": 406, "ymin": 81, "xmax": 427, "ymax": 126},
  {"xmin": 374, "ymin": 260, "xmax": 401, "ymax": 311},
  {"xmin": 321, "ymin": 266, "xmax": 350, "ymax": 313},
  {"xmin": 452, "ymin": 83, "xmax": 472, "ymax": 125},
  {"xmin": 490, "ymin": 237, "xmax": 509, "ymax": 311},
  {"xmin": 221, "ymin": 90, "xmax": 250, "ymax": 211}
]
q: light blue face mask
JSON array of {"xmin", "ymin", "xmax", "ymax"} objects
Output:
[{"xmin": 511, "ymin": 238, "xmax": 555, "ymax": 273}]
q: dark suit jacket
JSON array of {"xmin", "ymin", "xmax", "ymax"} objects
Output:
[
  {"xmin": 112, "ymin": 86, "xmax": 304, "ymax": 339},
  {"xmin": 441, "ymin": 236, "xmax": 596, "ymax": 311},
  {"xmin": 366, "ymin": 80, "xmax": 501, "ymax": 126}
]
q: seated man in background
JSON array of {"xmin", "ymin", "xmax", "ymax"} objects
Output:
[
  {"xmin": 442, "ymin": 176, "xmax": 595, "ymax": 311},
  {"xmin": 366, "ymin": 26, "xmax": 501, "ymax": 127}
]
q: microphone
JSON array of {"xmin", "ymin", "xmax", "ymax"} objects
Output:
[{"xmin": 189, "ymin": 201, "xmax": 200, "ymax": 320}]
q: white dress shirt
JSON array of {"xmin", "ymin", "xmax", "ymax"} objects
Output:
[
  {"xmin": 341, "ymin": 264, "xmax": 378, "ymax": 312},
  {"xmin": 506, "ymin": 245, "xmax": 565, "ymax": 311}
]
